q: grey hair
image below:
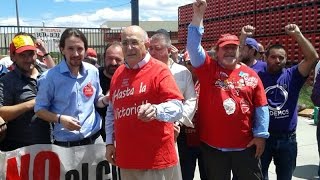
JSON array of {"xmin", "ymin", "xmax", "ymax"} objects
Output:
[{"xmin": 150, "ymin": 33, "xmax": 172, "ymax": 47}]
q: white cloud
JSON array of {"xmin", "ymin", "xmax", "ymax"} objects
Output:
[
  {"xmin": 0, "ymin": 17, "xmax": 31, "ymax": 26},
  {"xmin": 0, "ymin": 18, "xmax": 18, "ymax": 26},
  {"xmin": 0, "ymin": 1, "xmax": 194, "ymax": 27},
  {"xmin": 139, "ymin": 0, "xmax": 193, "ymax": 20}
]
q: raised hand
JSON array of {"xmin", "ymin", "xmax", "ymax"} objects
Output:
[
  {"xmin": 241, "ymin": 25, "xmax": 255, "ymax": 37},
  {"xmin": 193, "ymin": 0, "xmax": 207, "ymax": 17},
  {"xmin": 285, "ymin": 24, "xmax": 301, "ymax": 37},
  {"xmin": 35, "ymin": 39, "xmax": 49, "ymax": 54}
]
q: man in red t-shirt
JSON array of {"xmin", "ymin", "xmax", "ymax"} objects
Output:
[
  {"xmin": 105, "ymin": 25, "xmax": 184, "ymax": 180},
  {"xmin": 186, "ymin": 0, "xmax": 270, "ymax": 179}
]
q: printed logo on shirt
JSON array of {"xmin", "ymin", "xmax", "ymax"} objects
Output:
[
  {"xmin": 223, "ymin": 98, "xmax": 236, "ymax": 115},
  {"xmin": 240, "ymin": 99, "xmax": 250, "ymax": 114},
  {"xmin": 121, "ymin": 78, "xmax": 130, "ymax": 87},
  {"xmin": 214, "ymin": 75, "xmax": 258, "ymax": 91},
  {"xmin": 242, "ymin": 76, "xmax": 258, "ymax": 88},
  {"xmin": 265, "ymin": 84, "xmax": 290, "ymax": 119},
  {"xmin": 83, "ymin": 82, "xmax": 94, "ymax": 97}
]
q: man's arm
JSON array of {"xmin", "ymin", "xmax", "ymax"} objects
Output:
[
  {"xmin": 138, "ymin": 100, "xmax": 183, "ymax": 123},
  {"xmin": 105, "ymin": 103, "xmax": 116, "ymax": 165},
  {"xmin": 179, "ymin": 70, "xmax": 197, "ymax": 127},
  {"xmin": 311, "ymin": 71, "xmax": 320, "ymax": 106},
  {"xmin": 252, "ymin": 106, "xmax": 270, "ymax": 138},
  {"xmin": 35, "ymin": 109, "xmax": 81, "ymax": 131},
  {"xmin": 105, "ymin": 103, "xmax": 115, "ymax": 145},
  {"xmin": 170, "ymin": 45, "xmax": 180, "ymax": 63},
  {"xmin": 190, "ymin": 0, "xmax": 206, "ymax": 27},
  {"xmin": 35, "ymin": 39, "xmax": 55, "ymax": 68},
  {"xmin": 314, "ymin": 61, "xmax": 320, "ymax": 82},
  {"xmin": 187, "ymin": 0, "xmax": 207, "ymax": 68},
  {"xmin": 286, "ymin": 24, "xmax": 319, "ymax": 77},
  {"xmin": 0, "ymin": 100, "xmax": 35, "ymax": 122},
  {"xmin": 0, "ymin": 80, "xmax": 36, "ymax": 121},
  {"xmin": 239, "ymin": 25, "xmax": 255, "ymax": 47},
  {"xmin": 247, "ymin": 105, "xmax": 270, "ymax": 158}
]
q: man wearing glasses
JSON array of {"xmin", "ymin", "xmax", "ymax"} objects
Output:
[{"xmin": 105, "ymin": 25, "xmax": 184, "ymax": 180}]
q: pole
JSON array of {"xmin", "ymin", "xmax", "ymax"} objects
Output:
[
  {"xmin": 131, "ymin": 0, "xmax": 139, "ymax": 25},
  {"xmin": 15, "ymin": 0, "xmax": 20, "ymax": 32}
]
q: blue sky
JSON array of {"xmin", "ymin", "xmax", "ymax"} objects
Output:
[{"xmin": 0, "ymin": 0, "xmax": 193, "ymax": 27}]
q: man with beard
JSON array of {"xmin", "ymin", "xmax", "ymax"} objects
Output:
[
  {"xmin": 97, "ymin": 42, "xmax": 124, "ymax": 141},
  {"xmin": 187, "ymin": 0, "xmax": 270, "ymax": 179},
  {"xmin": 105, "ymin": 25, "xmax": 184, "ymax": 180},
  {"xmin": 258, "ymin": 24, "xmax": 318, "ymax": 180},
  {"xmin": 239, "ymin": 25, "xmax": 266, "ymax": 73},
  {"xmin": 35, "ymin": 28, "xmax": 109, "ymax": 148},
  {"xmin": 0, "ymin": 33, "xmax": 51, "ymax": 151},
  {"xmin": 96, "ymin": 42, "xmax": 124, "ymax": 180}
]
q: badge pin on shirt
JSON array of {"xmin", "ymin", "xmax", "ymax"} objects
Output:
[
  {"xmin": 239, "ymin": 71, "xmax": 248, "ymax": 78},
  {"xmin": 83, "ymin": 82, "xmax": 94, "ymax": 97},
  {"xmin": 223, "ymin": 98, "xmax": 236, "ymax": 115}
]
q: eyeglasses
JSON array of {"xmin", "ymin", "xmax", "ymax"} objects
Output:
[{"xmin": 121, "ymin": 39, "xmax": 143, "ymax": 47}]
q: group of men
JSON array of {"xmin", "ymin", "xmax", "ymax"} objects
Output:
[
  {"xmin": 0, "ymin": 0, "xmax": 319, "ymax": 180},
  {"xmin": 187, "ymin": 1, "xmax": 318, "ymax": 180}
]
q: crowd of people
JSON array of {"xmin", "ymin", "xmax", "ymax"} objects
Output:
[{"xmin": 0, "ymin": 0, "xmax": 320, "ymax": 179}]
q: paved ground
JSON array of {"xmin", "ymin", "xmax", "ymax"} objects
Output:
[{"xmin": 193, "ymin": 116, "xmax": 319, "ymax": 180}]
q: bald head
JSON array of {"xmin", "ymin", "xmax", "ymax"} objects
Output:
[
  {"xmin": 121, "ymin": 25, "xmax": 149, "ymax": 67},
  {"xmin": 121, "ymin": 25, "xmax": 148, "ymax": 42}
]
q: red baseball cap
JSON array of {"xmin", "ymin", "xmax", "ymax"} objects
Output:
[
  {"xmin": 216, "ymin": 34, "xmax": 240, "ymax": 47},
  {"xmin": 86, "ymin": 48, "xmax": 97, "ymax": 58},
  {"xmin": 9, "ymin": 35, "xmax": 36, "ymax": 55}
]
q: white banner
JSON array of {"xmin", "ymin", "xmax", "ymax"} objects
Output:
[
  {"xmin": 0, "ymin": 144, "xmax": 111, "ymax": 180},
  {"xmin": 34, "ymin": 28, "xmax": 65, "ymax": 53}
]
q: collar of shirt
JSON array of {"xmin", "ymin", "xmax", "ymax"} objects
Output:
[
  {"xmin": 59, "ymin": 59, "xmax": 88, "ymax": 78},
  {"xmin": 125, "ymin": 52, "xmax": 151, "ymax": 69}
]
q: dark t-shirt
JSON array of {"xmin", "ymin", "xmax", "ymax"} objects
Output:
[
  {"xmin": 96, "ymin": 67, "xmax": 111, "ymax": 140},
  {"xmin": 0, "ymin": 65, "xmax": 51, "ymax": 151},
  {"xmin": 251, "ymin": 60, "xmax": 267, "ymax": 73},
  {"xmin": 258, "ymin": 65, "xmax": 307, "ymax": 132}
]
